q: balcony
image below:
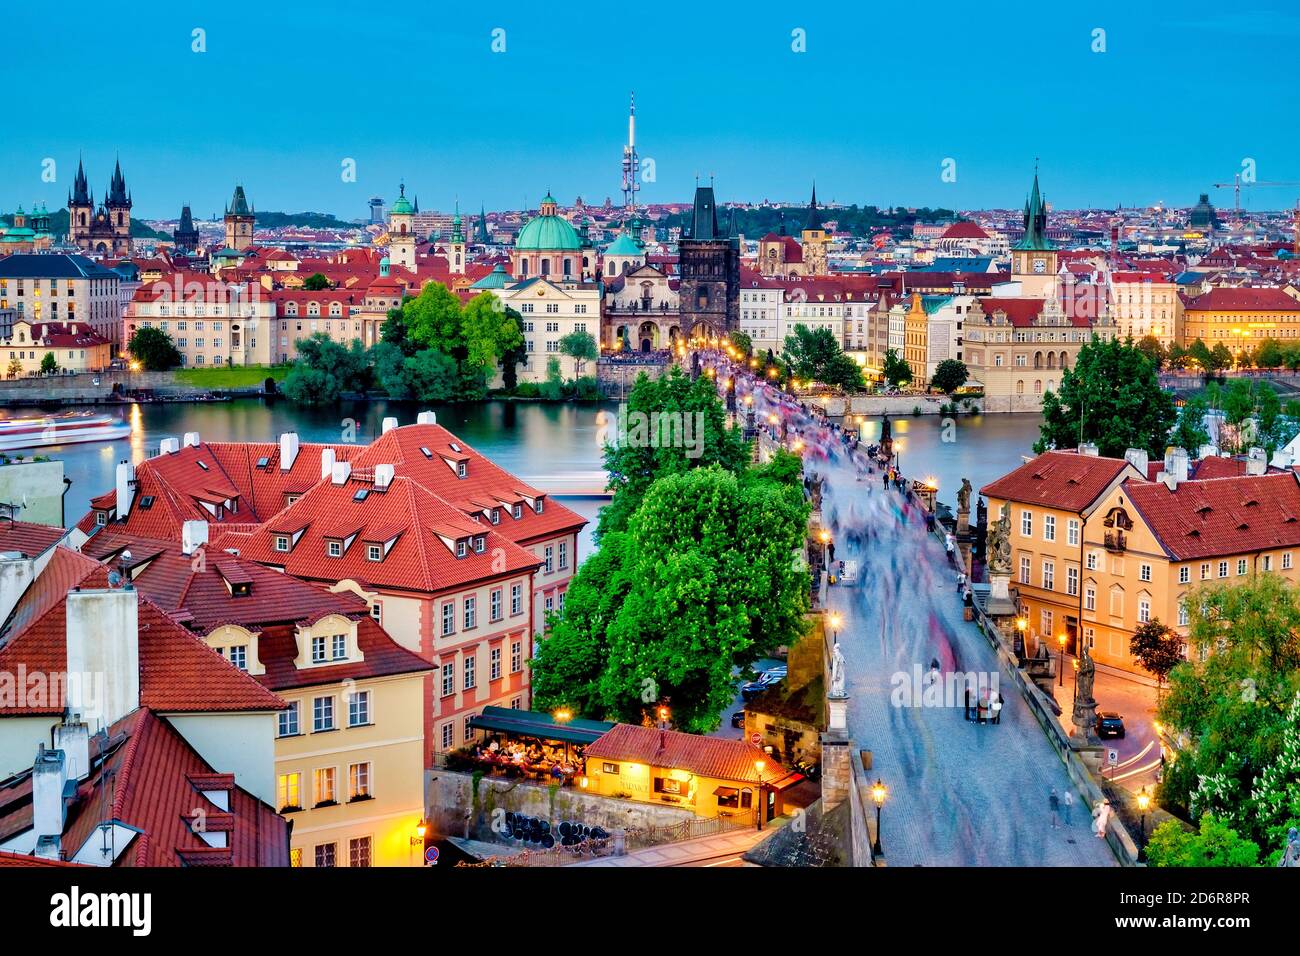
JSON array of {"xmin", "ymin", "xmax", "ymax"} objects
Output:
[{"xmin": 1103, "ymin": 530, "xmax": 1128, "ymax": 553}]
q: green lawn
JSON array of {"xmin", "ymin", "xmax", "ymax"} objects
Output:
[{"xmin": 172, "ymin": 365, "xmax": 290, "ymax": 389}]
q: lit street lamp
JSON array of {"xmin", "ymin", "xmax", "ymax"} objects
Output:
[
  {"xmin": 871, "ymin": 779, "xmax": 887, "ymax": 857},
  {"xmin": 1137, "ymin": 787, "xmax": 1151, "ymax": 862},
  {"xmin": 829, "ymin": 612, "xmax": 842, "ymax": 640},
  {"xmin": 1057, "ymin": 633, "xmax": 1067, "ymax": 687},
  {"xmin": 754, "ymin": 759, "xmax": 766, "ymax": 831}
]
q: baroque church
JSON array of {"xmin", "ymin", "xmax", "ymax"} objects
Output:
[{"xmin": 68, "ymin": 158, "xmax": 132, "ymax": 256}]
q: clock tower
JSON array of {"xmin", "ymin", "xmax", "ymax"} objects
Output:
[{"xmin": 1011, "ymin": 170, "xmax": 1057, "ymax": 298}]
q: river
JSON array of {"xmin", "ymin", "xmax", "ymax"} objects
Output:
[{"xmin": 13, "ymin": 400, "xmax": 1044, "ymax": 560}]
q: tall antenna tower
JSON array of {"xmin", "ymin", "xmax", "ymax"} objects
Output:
[{"xmin": 621, "ymin": 92, "xmax": 640, "ymax": 217}]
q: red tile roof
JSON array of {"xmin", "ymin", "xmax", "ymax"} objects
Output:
[
  {"xmin": 584, "ymin": 724, "xmax": 785, "ymax": 783},
  {"xmin": 939, "ymin": 221, "xmax": 990, "ymax": 240},
  {"xmin": 0, "ymin": 520, "xmax": 68, "ymax": 557},
  {"xmin": 1184, "ymin": 287, "xmax": 1300, "ymax": 312},
  {"xmin": 1125, "ymin": 472, "xmax": 1300, "ymax": 561},
  {"xmin": 980, "ymin": 451, "xmax": 1137, "ymax": 513}
]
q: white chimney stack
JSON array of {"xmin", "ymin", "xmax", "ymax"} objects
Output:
[
  {"xmin": 320, "ymin": 447, "xmax": 336, "ymax": 479},
  {"xmin": 1077, "ymin": 442, "xmax": 1099, "ymax": 456},
  {"xmin": 279, "ymin": 432, "xmax": 300, "ymax": 471},
  {"xmin": 1124, "ymin": 448, "xmax": 1149, "ymax": 475},
  {"xmin": 183, "ymin": 431, "xmax": 201, "ymax": 448},
  {"xmin": 1247, "ymin": 447, "xmax": 1268, "ymax": 476},
  {"xmin": 32, "ymin": 746, "xmax": 66, "ymax": 861},
  {"xmin": 115, "ymin": 460, "xmax": 135, "ymax": 519},
  {"xmin": 1162, "ymin": 447, "xmax": 1190, "ymax": 490},
  {"xmin": 65, "ymin": 588, "xmax": 140, "ymax": 733},
  {"xmin": 381, "ymin": 416, "xmax": 399, "ymax": 434},
  {"xmin": 181, "ymin": 519, "xmax": 209, "ymax": 557},
  {"xmin": 159, "ymin": 437, "xmax": 180, "ymax": 455},
  {"xmin": 54, "ymin": 718, "xmax": 91, "ymax": 782},
  {"xmin": 416, "ymin": 411, "xmax": 437, "ymax": 425},
  {"xmin": 1198, "ymin": 443, "xmax": 1218, "ymax": 461},
  {"xmin": 331, "ymin": 461, "xmax": 353, "ymax": 486},
  {"xmin": 374, "ymin": 464, "xmax": 394, "ymax": 489},
  {"xmin": 0, "ymin": 553, "xmax": 36, "ymax": 630}
]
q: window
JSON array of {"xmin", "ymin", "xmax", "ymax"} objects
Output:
[
  {"xmin": 332, "ymin": 634, "xmax": 346, "ymax": 660},
  {"xmin": 558, "ymin": 541, "xmax": 568, "ymax": 570},
  {"xmin": 1019, "ymin": 556, "xmax": 1030, "ymax": 585},
  {"xmin": 367, "ymin": 543, "xmax": 382, "ymax": 562},
  {"xmin": 278, "ymin": 772, "xmax": 301, "ymax": 811},
  {"xmin": 441, "ymin": 662, "xmax": 455, "ymax": 697},
  {"xmin": 348, "ymin": 762, "xmax": 371, "ymax": 801},
  {"xmin": 1179, "ymin": 566, "xmax": 1190, "ymax": 584},
  {"xmin": 441, "ymin": 722, "xmax": 455, "ymax": 751},
  {"xmin": 1040, "ymin": 609, "xmax": 1053, "ymax": 637},
  {"xmin": 490, "ymin": 646, "xmax": 501, "ymax": 681},
  {"xmin": 1200, "ymin": 563, "xmax": 1211, "ymax": 580},
  {"xmin": 510, "ymin": 640, "xmax": 522, "ymax": 673},
  {"xmin": 312, "ymin": 635, "xmax": 327, "ymax": 663},
  {"xmin": 227, "ymin": 645, "xmax": 247, "ymax": 670},
  {"xmin": 1139, "ymin": 563, "xmax": 1152, "ymax": 583},
  {"xmin": 442, "ymin": 602, "xmax": 455, "ymax": 636},
  {"xmin": 1263, "ymin": 555, "xmax": 1273, "ymax": 572},
  {"xmin": 313, "ymin": 695, "xmax": 334, "ymax": 732},
  {"xmin": 315, "ymin": 843, "xmax": 336, "ymax": 868},
  {"xmin": 278, "ymin": 702, "xmax": 300, "ymax": 738},
  {"xmin": 511, "ymin": 583, "xmax": 523, "ymax": 616},
  {"xmin": 1286, "ymin": 552, "xmax": 1294, "ymax": 570},
  {"xmin": 348, "ymin": 690, "xmax": 370, "ymax": 727},
  {"xmin": 1067, "ymin": 519, "xmax": 1079, "ymax": 547},
  {"xmin": 1021, "ymin": 511, "xmax": 1032, "ymax": 536},
  {"xmin": 456, "ymin": 540, "xmax": 467, "ymax": 559},
  {"xmin": 1043, "ymin": 515, "xmax": 1056, "ymax": 542},
  {"xmin": 314, "ymin": 766, "xmax": 337, "ymax": 805},
  {"xmin": 512, "ymin": 503, "xmax": 523, "ymax": 520},
  {"xmin": 1042, "ymin": 561, "xmax": 1054, "ymax": 590},
  {"xmin": 1086, "ymin": 551, "xmax": 1097, "ymax": 571},
  {"xmin": 1178, "ymin": 603, "xmax": 1189, "ymax": 627},
  {"xmin": 543, "ymin": 545, "xmax": 554, "ymax": 574},
  {"xmin": 274, "ymin": 535, "xmax": 289, "ymax": 552},
  {"xmin": 490, "ymin": 588, "xmax": 502, "ymax": 622},
  {"xmin": 464, "ymin": 655, "xmax": 476, "ymax": 690},
  {"xmin": 1067, "ymin": 566, "xmax": 1079, "ymax": 596},
  {"xmin": 464, "ymin": 595, "xmax": 477, "ymax": 630},
  {"xmin": 1237, "ymin": 558, "xmax": 1248, "ymax": 575},
  {"xmin": 1084, "ymin": 585, "xmax": 1096, "ymax": 612},
  {"xmin": 1138, "ymin": 598, "xmax": 1151, "ymax": 624},
  {"xmin": 1218, "ymin": 561, "xmax": 1229, "ymax": 578}
]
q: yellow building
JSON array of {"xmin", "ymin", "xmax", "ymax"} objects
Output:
[
  {"xmin": 1109, "ymin": 271, "xmax": 1182, "ymax": 348},
  {"xmin": 1181, "ymin": 287, "xmax": 1300, "ymax": 360},
  {"xmin": 581, "ymin": 724, "xmax": 801, "ymax": 826},
  {"xmin": 982, "ymin": 447, "xmax": 1300, "ymax": 675},
  {"xmin": 902, "ymin": 292, "xmax": 928, "ymax": 383}
]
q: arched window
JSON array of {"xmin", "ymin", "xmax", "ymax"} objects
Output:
[
  {"xmin": 563, "ymin": 258, "xmax": 572, "ymax": 277},
  {"xmin": 541, "ymin": 259, "xmax": 551, "ymax": 276},
  {"xmin": 307, "ymin": 302, "xmax": 320, "ymax": 316},
  {"xmin": 520, "ymin": 260, "xmax": 529, "ymax": 278},
  {"xmin": 607, "ymin": 262, "xmax": 615, "ymax": 276},
  {"xmin": 1016, "ymin": 380, "xmax": 1024, "ymax": 394},
  {"xmin": 1034, "ymin": 379, "xmax": 1042, "ymax": 394},
  {"xmin": 329, "ymin": 302, "xmax": 342, "ymax": 316}
]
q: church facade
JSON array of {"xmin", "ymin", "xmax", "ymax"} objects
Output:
[{"xmin": 67, "ymin": 159, "xmax": 132, "ymax": 257}]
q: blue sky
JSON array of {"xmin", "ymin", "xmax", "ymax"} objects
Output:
[{"xmin": 5, "ymin": 1, "xmax": 1300, "ymax": 218}]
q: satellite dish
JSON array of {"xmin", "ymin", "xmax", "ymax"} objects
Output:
[
  {"xmin": 120, "ymin": 549, "xmax": 132, "ymax": 564},
  {"xmin": 107, "ymin": 571, "xmax": 122, "ymax": 589}
]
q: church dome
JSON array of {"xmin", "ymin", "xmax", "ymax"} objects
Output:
[
  {"xmin": 515, "ymin": 194, "xmax": 581, "ymax": 251},
  {"xmin": 390, "ymin": 183, "xmax": 414, "ymax": 216}
]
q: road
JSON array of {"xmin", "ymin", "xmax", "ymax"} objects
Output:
[
  {"xmin": 745, "ymin": 377, "xmax": 1118, "ymax": 867},
  {"xmin": 1052, "ymin": 664, "xmax": 1162, "ymax": 792}
]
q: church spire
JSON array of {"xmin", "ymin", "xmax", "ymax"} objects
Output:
[{"xmin": 804, "ymin": 181, "xmax": 823, "ymax": 232}]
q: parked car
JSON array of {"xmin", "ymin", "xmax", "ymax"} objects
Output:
[
  {"xmin": 730, "ymin": 710, "xmax": 746, "ymax": 728},
  {"xmin": 1096, "ymin": 712, "xmax": 1126, "ymax": 739},
  {"xmin": 739, "ymin": 669, "xmax": 785, "ymax": 701}
]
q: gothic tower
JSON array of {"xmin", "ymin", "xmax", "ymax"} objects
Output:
[
  {"xmin": 174, "ymin": 204, "xmax": 200, "ymax": 254},
  {"xmin": 801, "ymin": 182, "xmax": 828, "ymax": 276},
  {"xmin": 105, "ymin": 158, "xmax": 132, "ymax": 255},
  {"xmin": 448, "ymin": 202, "xmax": 466, "ymax": 275},
  {"xmin": 677, "ymin": 181, "xmax": 740, "ymax": 340},
  {"xmin": 67, "ymin": 158, "xmax": 92, "ymax": 248},
  {"xmin": 224, "ymin": 185, "xmax": 255, "ymax": 251}
]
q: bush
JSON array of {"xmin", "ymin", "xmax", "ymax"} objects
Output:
[
  {"xmin": 570, "ymin": 376, "xmax": 602, "ymax": 401},
  {"xmin": 512, "ymin": 382, "xmax": 541, "ymax": 399}
]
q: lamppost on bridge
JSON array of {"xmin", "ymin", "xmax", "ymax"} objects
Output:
[
  {"xmin": 754, "ymin": 759, "xmax": 766, "ymax": 831},
  {"xmin": 871, "ymin": 779, "xmax": 887, "ymax": 857},
  {"xmin": 1057, "ymin": 632, "xmax": 1068, "ymax": 687},
  {"xmin": 1137, "ymin": 787, "xmax": 1151, "ymax": 862},
  {"xmin": 829, "ymin": 612, "xmax": 842, "ymax": 641}
]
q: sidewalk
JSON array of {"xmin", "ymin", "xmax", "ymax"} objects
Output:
[{"xmin": 567, "ymin": 826, "xmax": 768, "ymax": 867}]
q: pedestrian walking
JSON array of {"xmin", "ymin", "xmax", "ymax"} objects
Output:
[
  {"xmin": 1050, "ymin": 788, "xmax": 1060, "ymax": 829},
  {"xmin": 1062, "ymin": 789, "xmax": 1074, "ymax": 825},
  {"xmin": 964, "ymin": 688, "xmax": 971, "ymax": 721},
  {"xmin": 991, "ymin": 691, "xmax": 1003, "ymax": 724}
]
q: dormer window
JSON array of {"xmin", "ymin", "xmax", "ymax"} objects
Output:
[
  {"xmin": 457, "ymin": 461, "xmax": 468, "ymax": 479},
  {"xmin": 491, "ymin": 508, "xmax": 500, "ymax": 525},
  {"xmin": 512, "ymin": 504, "xmax": 523, "ymax": 520},
  {"xmin": 274, "ymin": 535, "xmax": 290, "ymax": 552},
  {"xmin": 456, "ymin": 540, "xmax": 467, "ymax": 558},
  {"xmin": 328, "ymin": 540, "xmax": 342, "ymax": 557},
  {"xmin": 311, "ymin": 635, "xmax": 327, "ymax": 663},
  {"xmin": 535, "ymin": 498, "xmax": 544, "ymax": 514},
  {"xmin": 474, "ymin": 536, "xmax": 486, "ymax": 553},
  {"xmin": 332, "ymin": 634, "xmax": 346, "ymax": 660},
  {"xmin": 95, "ymin": 511, "xmax": 108, "ymax": 526},
  {"xmin": 366, "ymin": 544, "xmax": 382, "ymax": 562}
]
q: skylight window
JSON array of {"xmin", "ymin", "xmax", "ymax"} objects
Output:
[
  {"xmin": 197, "ymin": 461, "xmax": 209, "ymax": 471},
  {"xmin": 138, "ymin": 495, "xmax": 155, "ymax": 509},
  {"xmin": 353, "ymin": 489, "xmax": 370, "ymax": 502},
  {"xmin": 420, "ymin": 447, "xmax": 433, "ymax": 459},
  {"xmin": 449, "ymin": 442, "xmax": 461, "ymax": 453},
  {"xmin": 256, "ymin": 456, "xmax": 270, "ymax": 468}
]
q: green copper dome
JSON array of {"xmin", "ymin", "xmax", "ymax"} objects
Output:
[
  {"xmin": 390, "ymin": 183, "xmax": 414, "ymax": 216},
  {"xmin": 604, "ymin": 233, "xmax": 644, "ymax": 257},
  {"xmin": 515, "ymin": 208, "xmax": 581, "ymax": 251}
]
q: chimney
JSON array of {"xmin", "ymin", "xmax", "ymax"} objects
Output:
[
  {"xmin": 331, "ymin": 461, "xmax": 353, "ymax": 485},
  {"xmin": 181, "ymin": 519, "xmax": 209, "ymax": 556},
  {"xmin": 279, "ymin": 432, "xmax": 300, "ymax": 471},
  {"xmin": 1077, "ymin": 442, "xmax": 1099, "ymax": 456},
  {"xmin": 320, "ymin": 447, "xmax": 336, "ymax": 479},
  {"xmin": 1162, "ymin": 447, "xmax": 1190, "ymax": 490},
  {"xmin": 1198, "ymin": 443, "xmax": 1218, "ymax": 462},
  {"xmin": 416, "ymin": 411, "xmax": 437, "ymax": 426},
  {"xmin": 1247, "ymin": 446, "xmax": 1267, "ymax": 476},
  {"xmin": 54, "ymin": 717, "xmax": 90, "ymax": 782},
  {"xmin": 0, "ymin": 552, "xmax": 36, "ymax": 628},
  {"xmin": 32, "ymin": 746, "xmax": 66, "ymax": 861},
  {"xmin": 183, "ymin": 431, "xmax": 201, "ymax": 448},
  {"xmin": 159, "ymin": 436, "xmax": 180, "ymax": 455},
  {"xmin": 374, "ymin": 464, "xmax": 394, "ymax": 489},
  {"xmin": 65, "ymin": 588, "xmax": 140, "ymax": 732},
  {"xmin": 114, "ymin": 460, "xmax": 135, "ymax": 519},
  {"xmin": 381, "ymin": 416, "xmax": 399, "ymax": 434},
  {"xmin": 1124, "ymin": 448, "xmax": 1149, "ymax": 475}
]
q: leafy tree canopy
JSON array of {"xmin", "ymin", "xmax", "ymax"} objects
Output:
[
  {"xmin": 127, "ymin": 326, "xmax": 182, "ymax": 371},
  {"xmin": 781, "ymin": 325, "xmax": 864, "ymax": 391}
]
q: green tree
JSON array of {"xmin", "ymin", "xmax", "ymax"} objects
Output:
[
  {"xmin": 498, "ymin": 308, "xmax": 526, "ymax": 391},
  {"xmin": 781, "ymin": 325, "xmax": 864, "ymax": 390},
  {"xmin": 1255, "ymin": 337, "xmax": 1285, "ymax": 369},
  {"xmin": 559, "ymin": 329, "xmax": 598, "ymax": 377},
  {"xmin": 369, "ymin": 340, "xmax": 410, "ymax": 398},
  {"xmin": 1166, "ymin": 342, "xmax": 1189, "ymax": 370},
  {"xmin": 598, "ymin": 367, "xmax": 751, "ymax": 538},
  {"xmin": 1250, "ymin": 691, "xmax": 1300, "ymax": 863},
  {"xmin": 127, "ymin": 327, "xmax": 182, "ymax": 371},
  {"xmin": 39, "ymin": 352, "xmax": 58, "ymax": 375},
  {"xmin": 882, "ymin": 347, "xmax": 912, "ymax": 388},
  {"xmin": 1135, "ymin": 334, "xmax": 1165, "ymax": 370},
  {"xmin": 301, "ymin": 272, "xmax": 330, "ymax": 291},
  {"xmin": 539, "ymin": 356, "xmax": 564, "ymax": 401},
  {"xmin": 1220, "ymin": 378, "xmax": 1256, "ymax": 454},
  {"xmin": 930, "ymin": 359, "xmax": 968, "ymax": 395},
  {"xmin": 402, "ymin": 281, "xmax": 464, "ymax": 354},
  {"xmin": 1158, "ymin": 576, "xmax": 1300, "ymax": 843},
  {"xmin": 1035, "ymin": 337, "xmax": 1177, "ymax": 458},
  {"xmin": 729, "ymin": 330, "xmax": 753, "ymax": 357},
  {"xmin": 460, "ymin": 292, "xmax": 524, "ymax": 380},
  {"xmin": 401, "ymin": 349, "xmax": 458, "ymax": 402},
  {"xmin": 5, "ymin": 356, "xmax": 21, "ymax": 378},
  {"xmin": 1146, "ymin": 815, "xmax": 1260, "ymax": 868},
  {"xmin": 1188, "ymin": 338, "xmax": 1214, "ymax": 373},
  {"xmin": 1255, "ymin": 382, "xmax": 1285, "ymax": 456},
  {"xmin": 1169, "ymin": 397, "xmax": 1210, "ymax": 453},
  {"xmin": 280, "ymin": 333, "xmax": 370, "ymax": 405},
  {"xmin": 1210, "ymin": 342, "xmax": 1234, "ymax": 372},
  {"xmin": 1129, "ymin": 619, "xmax": 1182, "ymax": 697}
]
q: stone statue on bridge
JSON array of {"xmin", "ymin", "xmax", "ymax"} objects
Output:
[
  {"xmin": 829, "ymin": 641, "xmax": 846, "ymax": 698},
  {"xmin": 957, "ymin": 478, "xmax": 972, "ymax": 514},
  {"xmin": 1279, "ymin": 827, "xmax": 1300, "ymax": 867},
  {"xmin": 986, "ymin": 502, "xmax": 1012, "ymax": 575}
]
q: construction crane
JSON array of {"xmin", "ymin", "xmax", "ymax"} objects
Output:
[{"xmin": 1211, "ymin": 174, "xmax": 1300, "ymax": 216}]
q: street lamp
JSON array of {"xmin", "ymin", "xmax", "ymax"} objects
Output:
[
  {"xmin": 1137, "ymin": 787, "xmax": 1151, "ymax": 862},
  {"xmin": 1014, "ymin": 616, "xmax": 1028, "ymax": 657},
  {"xmin": 553, "ymin": 707, "xmax": 572, "ymax": 724},
  {"xmin": 829, "ymin": 612, "xmax": 842, "ymax": 640},
  {"xmin": 871, "ymin": 779, "xmax": 887, "ymax": 857},
  {"xmin": 1057, "ymin": 633, "xmax": 1067, "ymax": 687},
  {"xmin": 754, "ymin": 759, "xmax": 766, "ymax": 831},
  {"xmin": 656, "ymin": 705, "xmax": 670, "ymax": 728}
]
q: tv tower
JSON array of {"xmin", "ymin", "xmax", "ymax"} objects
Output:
[{"xmin": 621, "ymin": 92, "xmax": 640, "ymax": 216}]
